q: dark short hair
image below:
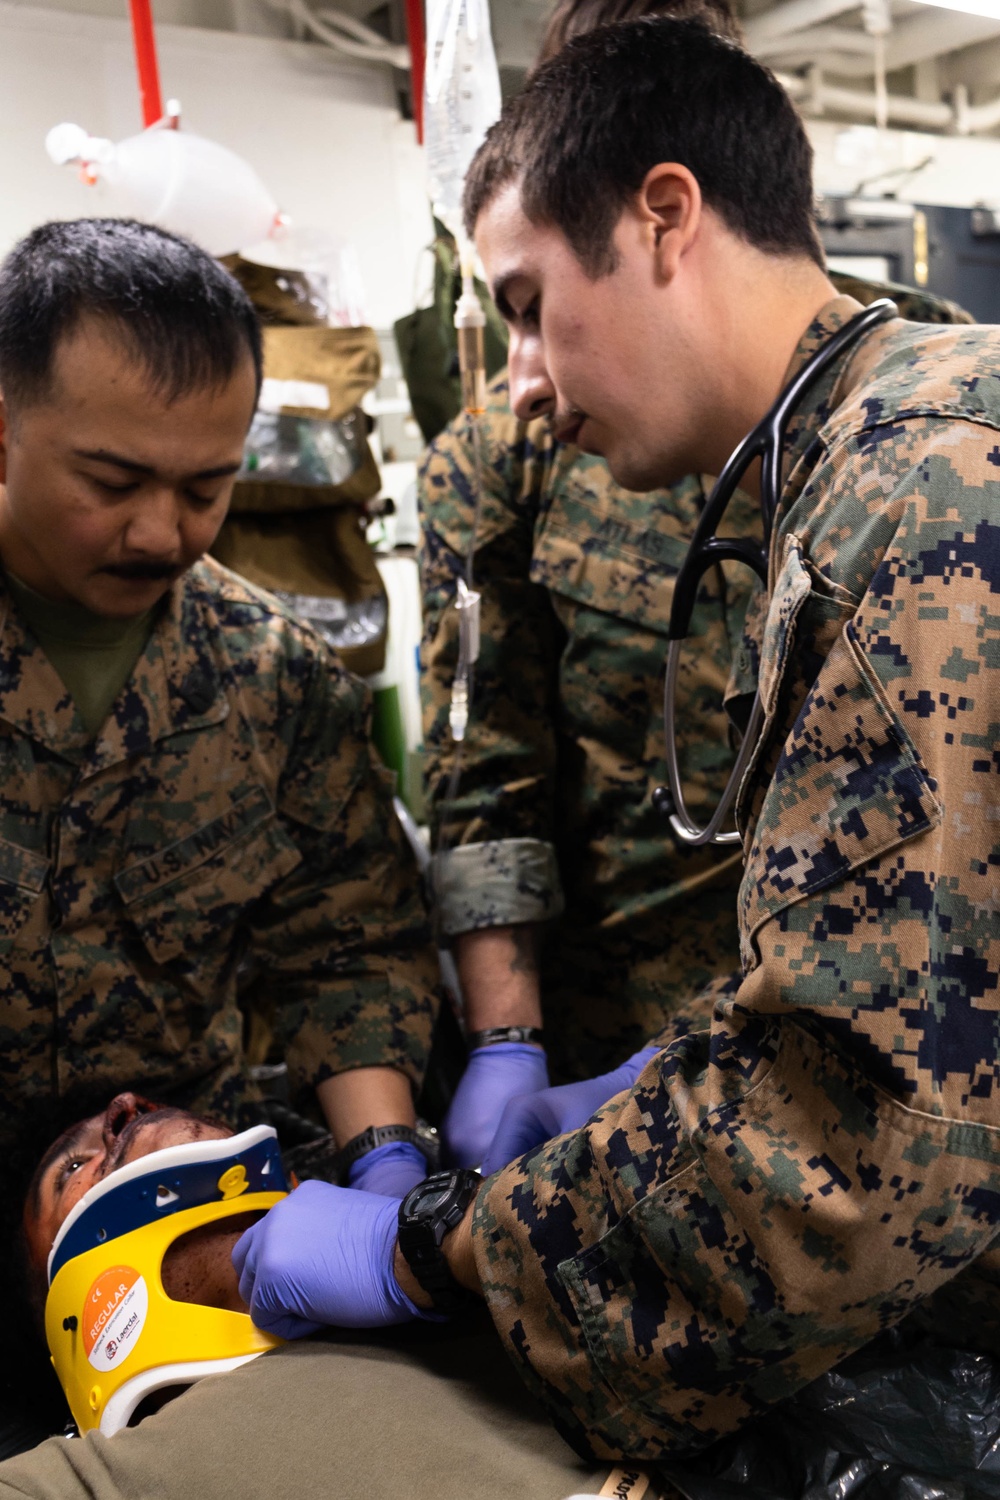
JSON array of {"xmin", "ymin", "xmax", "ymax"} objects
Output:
[
  {"xmin": 0, "ymin": 218, "xmax": 262, "ymax": 413},
  {"xmin": 465, "ymin": 17, "xmax": 823, "ymax": 276},
  {"xmin": 535, "ymin": 0, "xmax": 743, "ymax": 68}
]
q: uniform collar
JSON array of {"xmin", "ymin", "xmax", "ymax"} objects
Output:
[
  {"xmin": 0, "ymin": 583, "xmax": 86, "ymax": 759},
  {"xmin": 776, "ymin": 294, "xmax": 867, "ymax": 482},
  {"xmin": 0, "ymin": 563, "xmax": 230, "ymax": 770}
]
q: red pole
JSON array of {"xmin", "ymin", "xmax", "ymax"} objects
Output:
[
  {"xmin": 128, "ymin": 0, "xmax": 164, "ymax": 129},
  {"xmin": 403, "ymin": 0, "xmax": 425, "ymax": 144}
]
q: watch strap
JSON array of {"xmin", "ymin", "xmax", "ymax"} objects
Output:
[
  {"xmin": 467, "ymin": 1025, "xmax": 544, "ymax": 1050},
  {"xmin": 334, "ymin": 1122, "xmax": 440, "ymax": 1183}
]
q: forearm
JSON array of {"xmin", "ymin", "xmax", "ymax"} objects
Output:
[
  {"xmin": 455, "ymin": 925, "xmax": 543, "ymax": 1031},
  {"xmin": 316, "ymin": 1067, "xmax": 416, "ymax": 1147}
]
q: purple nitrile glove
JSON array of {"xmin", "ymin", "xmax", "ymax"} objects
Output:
[
  {"xmin": 347, "ymin": 1140, "xmax": 429, "ymax": 1199},
  {"xmin": 442, "ymin": 1042, "xmax": 550, "ymax": 1168},
  {"xmin": 232, "ymin": 1179, "xmax": 427, "ymax": 1340},
  {"xmin": 481, "ymin": 1044, "xmax": 661, "ymax": 1178}
]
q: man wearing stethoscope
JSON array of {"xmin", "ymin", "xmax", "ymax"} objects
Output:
[{"xmin": 226, "ymin": 12, "xmax": 1000, "ymax": 1473}]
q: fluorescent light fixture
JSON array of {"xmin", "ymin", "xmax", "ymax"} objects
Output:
[{"xmin": 912, "ymin": 0, "xmax": 1000, "ymax": 19}]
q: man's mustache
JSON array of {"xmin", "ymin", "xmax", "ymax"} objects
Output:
[{"xmin": 101, "ymin": 561, "xmax": 181, "ymax": 581}]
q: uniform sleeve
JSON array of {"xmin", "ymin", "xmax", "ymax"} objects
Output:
[
  {"xmin": 419, "ymin": 372, "xmax": 566, "ymax": 936},
  {"xmin": 247, "ymin": 647, "xmax": 439, "ymax": 1101},
  {"xmin": 469, "ymin": 417, "xmax": 1000, "ymax": 1462}
]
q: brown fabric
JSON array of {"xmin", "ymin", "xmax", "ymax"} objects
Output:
[
  {"xmin": 0, "ymin": 1326, "xmax": 663, "ymax": 1500},
  {"xmin": 211, "ymin": 506, "xmax": 388, "ymax": 677},
  {"xmin": 215, "ymin": 263, "xmax": 387, "ymax": 675},
  {"xmin": 221, "ymin": 254, "xmax": 328, "ymax": 327},
  {"xmin": 259, "ymin": 326, "xmax": 381, "ymax": 423}
]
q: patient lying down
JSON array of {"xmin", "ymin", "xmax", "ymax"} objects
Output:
[{"xmin": 24, "ymin": 1094, "xmax": 288, "ymax": 1435}]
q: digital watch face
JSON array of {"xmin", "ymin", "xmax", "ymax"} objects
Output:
[{"xmin": 417, "ymin": 1185, "xmax": 452, "ymax": 1215}]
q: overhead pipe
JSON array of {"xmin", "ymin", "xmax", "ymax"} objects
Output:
[
  {"xmin": 128, "ymin": 0, "xmax": 164, "ymax": 128},
  {"xmin": 779, "ymin": 67, "xmax": 955, "ymax": 130},
  {"xmin": 403, "ymin": 0, "xmax": 426, "ymax": 142},
  {"xmin": 754, "ymin": 25, "xmax": 875, "ymax": 57},
  {"xmin": 757, "ymin": 8, "xmax": 1000, "ymax": 80},
  {"xmin": 287, "ymin": 0, "xmax": 408, "ymax": 64},
  {"xmin": 744, "ymin": 0, "xmax": 863, "ymax": 47}
]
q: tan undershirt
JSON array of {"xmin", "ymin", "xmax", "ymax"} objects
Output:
[{"xmin": 5, "ymin": 573, "xmax": 158, "ymax": 737}]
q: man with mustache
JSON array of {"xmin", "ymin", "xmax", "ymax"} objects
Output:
[{"xmin": 0, "ymin": 218, "xmax": 438, "ymax": 1456}]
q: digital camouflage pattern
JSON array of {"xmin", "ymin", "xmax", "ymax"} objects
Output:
[
  {"xmin": 830, "ymin": 270, "xmax": 975, "ymax": 327},
  {"xmin": 0, "ymin": 557, "xmax": 438, "ymax": 1159},
  {"xmin": 470, "ymin": 297, "xmax": 1000, "ymax": 1464},
  {"xmin": 420, "ymin": 378, "xmax": 753, "ymax": 1081},
  {"xmin": 420, "ymin": 275, "xmax": 970, "ymax": 1082}
]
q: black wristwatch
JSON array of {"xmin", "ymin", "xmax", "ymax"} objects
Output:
[
  {"xmin": 397, "ymin": 1169, "xmax": 482, "ymax": 1316},
  {"xmin": 333, "ymin": 1121, "xmax": 440, "ymax": 1184}
]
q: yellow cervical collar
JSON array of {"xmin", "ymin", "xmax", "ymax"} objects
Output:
[{"xmin": 45, "ymin": 1125, "xmax": 287, "ymax": 1435}]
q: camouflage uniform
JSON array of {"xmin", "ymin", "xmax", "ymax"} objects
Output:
[
  {"xmin": 420, "ymin": 277, "xmax": 967, "ymax": 1082},
  {"xmin": 470, "ymin": 297, "xmax": 1000, "ymax": 1463},
  {"xmin": 0, "ymin": 557, "xmax": 438, "ymax": 1159},
  {"xmin": 421, "ymin": 382, "xmax": 751, "ymax": 1080}
]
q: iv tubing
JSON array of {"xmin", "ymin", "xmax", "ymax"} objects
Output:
[
  {"xmin": 435, "ymin": 243, "xmax": 489, "ymax": 887},
  {"xmin": 440, "ymin": 408, "xmax": 484, "ymax": 823}
]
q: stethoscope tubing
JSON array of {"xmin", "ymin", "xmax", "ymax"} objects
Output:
[{"xmin": 662, "ymin": 298, "xmax": 897, "ymax": 848}]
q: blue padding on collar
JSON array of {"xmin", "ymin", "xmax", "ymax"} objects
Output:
[{"xmin": 50, "ymin": 1134, "xmax": 287, "ymax": 1282}]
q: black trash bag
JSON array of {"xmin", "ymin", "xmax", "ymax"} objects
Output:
[{"xmin": 660, "ymin": 1325, "xmax": 1000, "ymax": 1500}]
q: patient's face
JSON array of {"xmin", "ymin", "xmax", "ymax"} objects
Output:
[
  {"xmin": 25, "ymin": 1093, "xmax": 231, "ymax": 1268},
  {"xmin": 24, "ymin": 1094, "xmax": 258, "ymax": 1313}
]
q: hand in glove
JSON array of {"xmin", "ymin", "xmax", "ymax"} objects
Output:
[
  {"xmin": 442, "ymin": 1042, "xmax": 549, "ymax": 1168},
  {"xmin": 481, "ymin": 1044, "xmax": 661, "ymax": 1177},
  {"xmin": 232, "ymin": 1179, "xmax": 427, "ymax": 1340},
  {"xmin": 347, "ymin": 1141, "xmax": 429, "ymax": 1199}
]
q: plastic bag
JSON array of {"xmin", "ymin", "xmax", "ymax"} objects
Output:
[
  {"xmin": 239, "ymin": 225, "xmax": 369, "ymax": 330},
  {"xmin": 239, "ymin": 410, "xmax": 368, "ymax": 487},
  {"xmin": 272, "ymin": 589, "xmax": 387, "ymax": 655},
  {"xmin": 659, "ymin": 1326, "xmax": 1000, "ymax": 1500}
]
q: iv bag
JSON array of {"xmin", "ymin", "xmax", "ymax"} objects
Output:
[{"xmin": 423, "ymin": 0, "xmax": 501, "ymax": 240}]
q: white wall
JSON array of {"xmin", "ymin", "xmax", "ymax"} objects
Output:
[{"xmin": 0, "ymin": 1, "xmax": 433, "ymax": 328}]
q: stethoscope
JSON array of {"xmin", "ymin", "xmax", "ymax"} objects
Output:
[{"xmin": 659, "ymin": 298, "xmax": 897, "ymax": 848}]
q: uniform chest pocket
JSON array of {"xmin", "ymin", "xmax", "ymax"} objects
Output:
[
  {"xmin": 0, "ymin": 835, "xmax": 49, "ymax": 952},
  {"xmin": 531, "ymin": 482, "xmax": 694, "ymax": 635},
  {"xmin": 115, "ymin": 785, "xmax": 302, "ymax": 967},
  {"xmin": 737, "ymin": 536, "xmax": 862, "ymax": 834},
  {"xmin": 738, "ymin": 621, "xmax": 942, "ymax": 967}
]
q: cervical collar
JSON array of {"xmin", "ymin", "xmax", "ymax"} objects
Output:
[{"xmin": 45, "ymin": 1125, "xmax": 288, "ymax": 1435}]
